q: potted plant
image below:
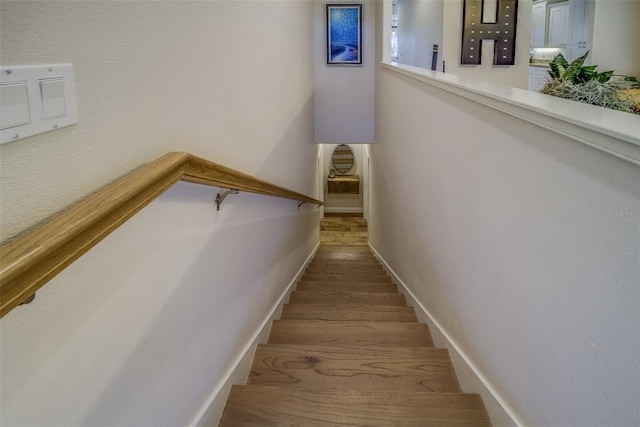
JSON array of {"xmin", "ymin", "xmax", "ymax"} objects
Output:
[{"xmin": 540, "ymin": 52, "xmax": 639, "ymax": 114}]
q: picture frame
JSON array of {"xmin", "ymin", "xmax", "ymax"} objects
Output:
[{"xmin": 326, "ymin": 4, "xmax": 362, "ymax": 66}]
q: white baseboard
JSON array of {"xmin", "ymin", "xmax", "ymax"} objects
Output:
[
  {"xmin": 190, "ymin": 242, "xmax": 320, "ymax": 427},
  {"xmin": 323, "ymin": 207, "xmax": 363, "ymax": 214},
  {"xmin": 368, "ymin": 243, "xmax": 525, "ymax": 427}
]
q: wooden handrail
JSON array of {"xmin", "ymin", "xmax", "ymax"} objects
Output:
[{"xmin": 0, "ymin": 152, "xmax": 322, "ymax": 318}]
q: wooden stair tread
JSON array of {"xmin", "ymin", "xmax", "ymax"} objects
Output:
[
  {"xmin": 254, "ymin": 344, "xmax": 454, "ymax": 363},
  {"xmin": 309, "ymin": 260, "xmax": 381, "ymax": 266},
  {"xmin": 256, "ymin": 343, "xmax": 450, "ymax": 362},
  {"xmin": 306, "ymin": 262, "xmax": 386, "ymax": 274},
  {"xmin": 250, "ymin": 344, "xmax": 461, "ymax": 392},
  {"xmin": 281, "ymin": 304, "xmax": 417, "ymax": 322},
  {"xmin": 302, "ymin": 274, "xmax": 391, "ymax": 283},
  {"xmin": 321, "ymin": 217, "xmax": 367, "ymax": 221},
  {"xmin": 320, "ymin": 242, "xmax": 369, "ymax": 246},
  {"xmin": 289, "ymin": 290, "xmax": 405, "ymax": 305},
  {"xmin": 309, "ymin": 261, "xmax": 381, "ymax": 267},
  {"xmin": 307, "ymin": 261, "xmax": 384, "ymax": 268},
  {"xmin": 317, "ymin": 246, "xmax": 371, "ymax": 251},
  {"xmin": 314, "ymin": 249, "xmax": 377, "ymax": 261},
  {"xmin": 304, "ymin": 269, "xmax": 387, "ymax": 277},
  {"xmin": 321, "ymin": 232, "xmax": 368, "ymax": 239},
  {"xmin": 269, "ymin": 320, "xmax": 434, "ymax": 347},
  {"xmin": 315, "ymin": 248, "xmax": 374, "ymax": 254},
  {"xmin": 220, "ymin": 387, "xmax": 491, "ymax": 426},
  {"xmin": 248, "ymin": 366, "xmax": 459, "ymax": 392},
  {"xmin": 313, "ymin": 254, "xmax": 378, "ymax": 261},
  {"xmin": 296, "ymin": 281, "xmax": 397, "ymax": 293},
  {"xmin": 320, "ymin": 231, "xmax": 368, "ymax": 234},
  {"xmin": 321, "ymin": 226, "xmax": 368, "ymax": 232}
]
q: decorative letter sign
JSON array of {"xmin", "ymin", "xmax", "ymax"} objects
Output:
[{"xmin": 461, "ymin": 0, "xmax": 518, "ymax": 65}]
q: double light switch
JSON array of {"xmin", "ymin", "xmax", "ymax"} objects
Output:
[{"xmin": 1, "ymin": 64, "xmax": 77, "ymax": 144}]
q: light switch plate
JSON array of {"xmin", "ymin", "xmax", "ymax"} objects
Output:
[{"xmin": 0, "ymin": 64, "xmax": 78, "ymax": 145}]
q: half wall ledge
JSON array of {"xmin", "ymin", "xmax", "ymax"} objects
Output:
[{"xmin": 381, "ymin": 62, "xmax": 640, "ymax": 167}]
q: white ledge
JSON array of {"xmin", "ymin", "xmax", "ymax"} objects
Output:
[{"xmin": 382, "ymin": 62, "xmax": 640, "ymax": 166}]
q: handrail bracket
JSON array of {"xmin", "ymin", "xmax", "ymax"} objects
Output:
[
  {"xmin": 215, "ymin": 189, "xmax": 239, "ymax": 211},
  {"xmin": 20, "ymin": 293, "xmax": 36, "ymax": 306}
]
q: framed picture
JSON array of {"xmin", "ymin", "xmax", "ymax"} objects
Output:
[{"xmin": 326, "ymin": 4, "xmax": 362, "ymax": 66}]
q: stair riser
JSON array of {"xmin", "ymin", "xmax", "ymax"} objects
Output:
[
  {"xmin": 321, "ymin": 231, "xmax": 368, "ymax": 236},
  {"xmin": 308, "ymin": 264, "xmax": 381, "ymax": 271},
  {"xmin": 320, "ymin": 240, "xmax": 368, "ymax": 246},
  {"xmin": 309, "ymin": 259, "xmax": 380, "ymax": 265},
  {"xmin": 248, "ymin": 366, "xmax": 461, "ymax": 392},
  {"xmin": 250, "ymin": 345, "xmax": 461, "ymax": 393},
  {"xmin": 320, "ymin": 227, "xmax": 368, "ymax": 233},
  {"xmin": 302, "ymin": 274, "xmax": 391, "ymax": 283},
  {"xmin": 296, "ymin": 282, "xmax": 398, "ymax": 293},
  {"xmin": 316, "ymin": 247, "xmax": 373, "ymax": 253},
  {"xmin": 289, "ymin": 292, "xmax": 406, "ymax": 306},
  {"xmin": 305, "ymin": 269, "xmax": 385, "ymax": 276},
  {"xmin": 281, "ymin": 305, "xmax": 417, "ymax": 322},
  {"xmin": 314, "ymin": 251, "xmax": 377, "ymax": 256},
  {"xmin": 221, "ymin": 387, "xmax": 491, "ymax": 427},
  {"xmin": 310, "ymin": 260, "xmax": 380, "ymax": 266},
  {"xmin": 254, "ymin": 344, "xmax": 454, "ymax": 363},
  {"xmin": 269, "ymin": 321, "xmax": 434, "ymax": 347},
  {"xmin": 304, "ymin": 269, "xmax": 387, "ymax": 276}
]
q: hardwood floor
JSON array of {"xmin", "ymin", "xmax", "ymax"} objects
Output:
[
  {"xmin": 320, "ymin": 215, "xmax": 368, "ymax": 245},
  {"xmin": 219, "ymin": 215, "xmax": 492, "ymax": 426}
]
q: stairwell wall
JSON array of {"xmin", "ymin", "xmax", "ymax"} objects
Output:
[
  {"xmin": 369, "ymin": 65, "xmax": 640, "ymax": 425},
  {"xmin": 0, "ymin": 2, "xmax": 319, "ymax": 425}
]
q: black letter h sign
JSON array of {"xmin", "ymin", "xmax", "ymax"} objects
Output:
[{"xmin": 461, "ymin": 0, "xmax": 518, "ymax": 65}]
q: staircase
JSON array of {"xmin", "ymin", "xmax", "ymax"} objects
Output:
[{"xmin": 219, "ymin": 215, "xmax": 492, "ymax": 426}]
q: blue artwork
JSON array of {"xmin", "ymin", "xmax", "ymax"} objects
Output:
[{"xmin": 327, "ymin": 4, "xmax": 362, "ymax": 65}]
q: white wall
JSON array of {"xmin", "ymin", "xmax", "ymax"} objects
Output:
[
  {"xmin": 0, "ymin": 1, "xmax": 319, "ymax": 425},
  {"xmin": 396, "ymin": 0, "xmax": 444, "ymax": 71},
  {"xmin": 314, "ymin": 0, "xmax": 375, "ymax": 144},
  {"xmin": 323, "ymin": 144, "xmax": 364, "ymax": 212},
  {"xmin": 590, "ymin": 0, "xmax": 640, "ymax": 76},
  {"xmin": 442, "ymin": 0, "xmax": 531, "ymax": 89},
  {"xmin": 372, "ymin": 66, "xmax": 640, "ymax": 425}
]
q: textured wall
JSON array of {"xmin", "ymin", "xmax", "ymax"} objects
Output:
[
  {"xmin": 313, "ymin": 0, "xmax": 375, "ymax": 143},
  {"xmin": 590, "ymin": 0, "xmax": 640, "ymax": 76},
  {"xmin": 0, "ymin": 1, "xmax": 319, "ymax": 425},
  {"xmin": 0, "ymin": 1, "xmax": 317, "ymax": 239},
  {"xmin": 371, "ymin": 67, "xmax": 640, "ymax": 425}
]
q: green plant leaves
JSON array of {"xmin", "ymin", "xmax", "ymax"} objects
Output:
[
  {"xmin": 547, "ymin": 51, "xmax": 618, "ymax": 84},
  {"xmin": 548, "ymin": 53, "xmax": 569, "ymax": 79}
]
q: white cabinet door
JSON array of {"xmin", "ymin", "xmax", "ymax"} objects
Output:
[
  {"xmin": 547, "ymin": 3, "xmax": 569, "ymax": 47},
  {"xmin": 566, "ymin": 45, "xmax": 588, "ymax": 62},
  {"xmin": 531, "ymin": 1, "xmax": 547, "ymax": 48},
  {"xmin": 567, "ymin": 0, "xmax": 587, "ymax": 45},
  {"xmin": 566, "ymin": 0, "xmax": 589, "ymax": 62}
]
